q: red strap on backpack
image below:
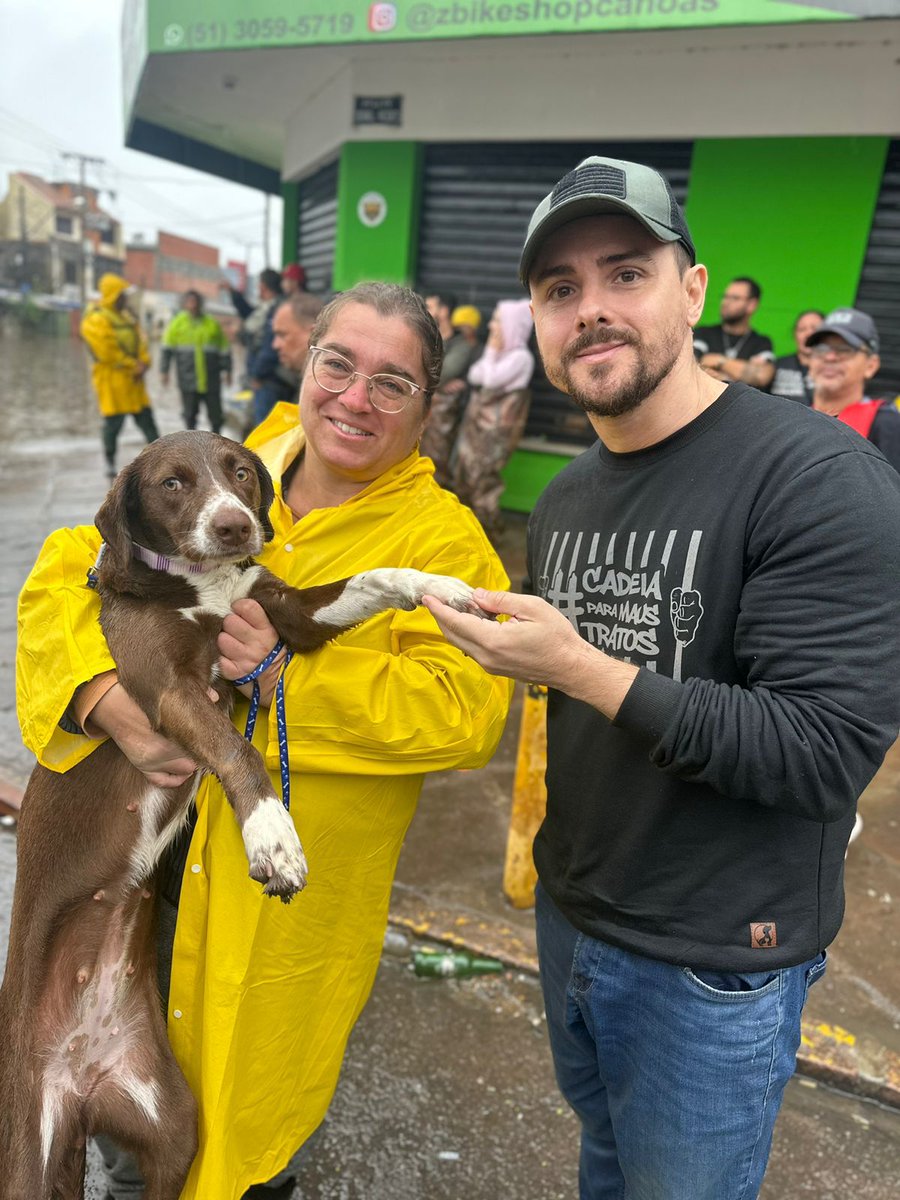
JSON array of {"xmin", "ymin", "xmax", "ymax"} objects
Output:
[{"xmin": 838, "ymin": 399, "xmax": 884, "ymax": 439}]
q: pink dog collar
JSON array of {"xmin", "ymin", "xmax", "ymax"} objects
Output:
[{"xmin": 132, "ymin": 542, "xmax": 219, "ymax": 575}]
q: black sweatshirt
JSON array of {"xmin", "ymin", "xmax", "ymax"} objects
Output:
[{"xmin": 527, "ymin": 384, "xmax": 900, "ymax": 971}]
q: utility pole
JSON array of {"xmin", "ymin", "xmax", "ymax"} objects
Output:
[
  {"xmin": 61, "ymin": 151, "xmax": 105, "ymax": 308},
  {"xmin": 17, "ymin": 183, "xmax": 28, "ymax": 291}
]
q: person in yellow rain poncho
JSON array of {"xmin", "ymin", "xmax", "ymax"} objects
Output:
[
  {"xmin": 16, "ymin": 282, "xmax": 513, "ymax": 1200},
  {"xmin": 80, "ymin": 272, "xmax": 160, "ymax": 481}
]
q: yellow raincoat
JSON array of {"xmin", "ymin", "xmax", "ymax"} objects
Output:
[
  {"xmin": 80, "ymin": 274, "xmax": 152, "ymax": 417},
  {"xmin": 16, "ymin": 402, "xmax": 512, "ymax": 1197}
]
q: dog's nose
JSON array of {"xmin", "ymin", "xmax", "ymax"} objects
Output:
[{"xmin": 212, "ymin": 508, "xmax": 252, "ymax": 546}]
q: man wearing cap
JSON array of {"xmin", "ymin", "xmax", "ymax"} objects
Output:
[
  {"xmin": 807, "ymin": 307, "xmax": 900, "ymax": 472},
  {"xmin": 424, "ymin": 157, "xmax": 900, "ymax": 1198},
  {"xmin": 421, "ymin": 292, "xmax": 482, "ymax": 487}
]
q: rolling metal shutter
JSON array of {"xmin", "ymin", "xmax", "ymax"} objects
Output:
[
  {"xmin": 415, "ymin": 141, "xmax": 693, "ymax": 447},
  {"xmin": 854, "ymin": 140, "xmax": 900, "ymax": 398},
  {"xmin": 296, "ymin": 159, "xmax": 339, "ymax": 294}
]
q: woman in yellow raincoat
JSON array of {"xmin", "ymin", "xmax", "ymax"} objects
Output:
[
  {"xmin": 17, "ymin": 282, "xmax": 512, "ymax": 1199},
  {"xmin": 80, "ymin": 272, "xmax": 160, "ymax": 480}
]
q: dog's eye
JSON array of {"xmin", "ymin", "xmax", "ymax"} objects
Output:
[
  {"xmin": 163, "ymin": 478, "xmax": 182, "ymax": 492},
  {"xmin": 235, "ymin": 468, "xmax": 250, "ymax": 482}
]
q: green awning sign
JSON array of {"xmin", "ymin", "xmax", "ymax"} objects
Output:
[{"xmin": 145, "ymin": 0, "xmax": 890, "ymax": 53}]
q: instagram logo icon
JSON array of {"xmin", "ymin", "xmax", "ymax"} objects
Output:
[{"xmin": 368, "ymin": 3, "xmax": 397, "ymax": 32}]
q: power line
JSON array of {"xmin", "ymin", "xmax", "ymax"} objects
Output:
[{"xmin": 0, "ymin": 105, "xmax": 278, "ymax": 259}]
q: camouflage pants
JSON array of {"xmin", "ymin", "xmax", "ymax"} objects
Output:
[
  {"xmin": 419, "ymin": 387, "xmax": 467, "ymax": 488},
  {"xmin": 453, "ymin": 387, "xmax": 531, "ymax": 538}
]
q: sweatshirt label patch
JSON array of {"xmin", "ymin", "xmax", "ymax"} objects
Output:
[{"xmin": 750, "ymin": 922, "xmax": 778, "ymax": 948}]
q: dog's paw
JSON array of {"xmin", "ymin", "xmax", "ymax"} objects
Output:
[
  {"xmin": 415, "ymin": 572, "xmax": 483, "ymax": 615},
  {"xmin": 242, "ymin": 798, "xmax": 308, "ymax": 902},
  {"xmin": 365, "ymin": 568, "xmax": 488, "ymax": 615}
]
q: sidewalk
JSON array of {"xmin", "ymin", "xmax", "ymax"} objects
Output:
[{"xmin": 1, "ymin": 343, "xmax": 898, "ymax": 1111}]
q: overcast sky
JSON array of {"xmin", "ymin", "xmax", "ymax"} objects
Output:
[{"xmin": 1, "ymin": 0, "xmax": 282, "ymax": 273}]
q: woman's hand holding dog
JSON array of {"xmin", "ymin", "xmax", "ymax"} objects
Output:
[
  {"xmin": 218, "ymin": 598, "xmax": 286, "ymax": 707},
  {"xmin": 91, "ymin": 684, "xmax": 199, "ymax": 788}
]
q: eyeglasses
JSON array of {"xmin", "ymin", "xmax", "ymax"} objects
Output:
[
  {"xmin": 309, "ymin": 346, "xmax": 424, "ymax": 413},
  {"xmin": 809, "ymin": 343, "xmax": 867, "ymax": 361}
]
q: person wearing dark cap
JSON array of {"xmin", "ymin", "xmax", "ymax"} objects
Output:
[
  {"xmin": 807, "ymin": 307, "xmax": 900, "ymax": 472},
  {"xmin": 423, "ymin": 156, "xmax": 900, "ymax": 1199}
]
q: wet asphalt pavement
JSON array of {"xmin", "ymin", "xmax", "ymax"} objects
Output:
[{"xmin": 1, "ymin": 325, "xmax": 899, "ymax": 1198}]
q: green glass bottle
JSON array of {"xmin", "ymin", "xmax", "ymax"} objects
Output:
[{"xmin": 412, "ymin": 949, "xmax": 505, "ymax": 978}]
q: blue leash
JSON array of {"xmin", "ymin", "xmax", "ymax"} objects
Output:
[{"xmin": 233, "ymin": 641, "xmax": 294, "ymax": 811}]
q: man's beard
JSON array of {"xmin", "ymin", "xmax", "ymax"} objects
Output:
[
  {"xmin": 721, "ymin": 306, "xmax": 750, "ymax": 330},
  {"xmin": 549, "ymin": 327, "xmax": 681, "ymax": 418}
]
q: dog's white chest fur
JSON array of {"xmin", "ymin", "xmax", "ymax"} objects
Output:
[{"xmin": 178, "ymin": 563, "xmax": 264, "ymax": 622}]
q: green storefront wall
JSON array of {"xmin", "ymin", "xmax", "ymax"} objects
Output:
[
  {"xmin": 686, "ymin": 136, "xmax": 889, "ymax": 355},
  {"xmin": 332, "ymin": 142, "xmax": 422, "ymax": 289},
  {"xmin": 295, "ymin": 135, "xmax": 889, "ymax": 514}
]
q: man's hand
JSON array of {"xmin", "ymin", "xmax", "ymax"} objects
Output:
[
  {"xmin": 133, "ymin": 361, "xmax": 149, "ymax": 379},
  {"xmin": 699, "ymin": 353, "xmax": 729, "ymax": 381},
  {"xmin": 90, "ymin": 684, "xmax": 198, "ymax": 788},
  {"xmin": 219, "ymin": 598, "xmax": 285, "ymax": 706},
  {"xmin": 422, "ymin": 589, "xmax": 638, "ymax": 720}
]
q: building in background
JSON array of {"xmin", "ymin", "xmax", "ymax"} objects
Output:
[
  {"xmin": 121, "ymin": 0, "xmax": 900, "ymax": 507},
  {"xmin": 0, "ymin": 172, "xmax": 124, "ymax": 301},
  {"xmin": 124, "ymin": 229, "xmax": 220, "ymax": 299},
  {"xmin": 123, "ymin": 231, "xmax": 242, "ymax": 335}
]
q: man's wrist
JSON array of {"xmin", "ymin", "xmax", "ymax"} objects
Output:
[{"xmin": 551, "ymin": 640, "xmax": 639, "ymax": 721}]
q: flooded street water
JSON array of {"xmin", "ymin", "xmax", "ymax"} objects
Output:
[
  {"xmin": 0, "ymin": 321, "xmax": 97, "ymax": 444},
  {"xmin": 0, "ymin": 324, "xmax": 191, "ymax": 785}
]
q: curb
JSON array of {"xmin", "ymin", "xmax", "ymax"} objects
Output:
[{"xmin": 387, "ymin": 904, "xmax": 900, "ymax": 1112}]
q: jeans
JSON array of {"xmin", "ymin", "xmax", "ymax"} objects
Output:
[{"xmin": 534, "ymin": 883, "xmax": 826, "ymax": 1200}]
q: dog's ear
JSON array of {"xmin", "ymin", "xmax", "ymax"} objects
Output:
[
  {"xmin": 247, "ymin": 450, "xmax": 276, "ymax": 542},
  {"xmin": 94, "ymin": 464, "xmax": 139, "ymax": 574}
]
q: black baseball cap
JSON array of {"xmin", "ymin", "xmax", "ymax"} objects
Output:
[
  {"xmin": 519, "ymin": 156, "xmax": 696, "ymax": 286},
  {"xmin": 806, "ymin": 308, "xmax": 879, "ymax": 355}
]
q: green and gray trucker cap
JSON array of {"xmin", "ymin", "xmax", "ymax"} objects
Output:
[{"xmin": 519, "ymin": 156, "xmax": 696, "ymax": 286}]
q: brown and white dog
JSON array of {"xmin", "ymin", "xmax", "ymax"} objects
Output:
[{"xmin": 0, "ymin": 431, "xmax": 484, "ymax": 1200}]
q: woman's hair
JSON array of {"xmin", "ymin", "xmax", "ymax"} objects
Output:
[{"xmin": 308, "ymin": 283, "xmax": 443, "ymax": 400}]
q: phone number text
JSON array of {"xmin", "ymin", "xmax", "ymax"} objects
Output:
[{"xmin": 182, "ymin": 14, "xmax": 355, "ymax": 45}]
